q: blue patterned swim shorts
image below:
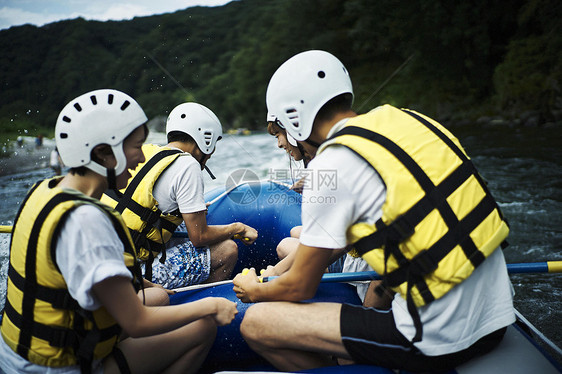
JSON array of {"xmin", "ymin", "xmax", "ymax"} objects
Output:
[{"xmin": 143, "ymin": 239, "xmax": 211, "ymax": 289}]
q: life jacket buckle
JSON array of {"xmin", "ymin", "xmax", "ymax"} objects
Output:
[
  {"xmin": 140, "ymin": 208, "xmax": 161, "ymax": 225},
  {"xmin": 409, "ymin": 250, "xmax": 438, "ymax": 276},
  {"xmin": 386, "ymin": 216, "xmax": 415, "ymax": 243}
]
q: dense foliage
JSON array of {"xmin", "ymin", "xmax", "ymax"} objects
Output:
[{"xmin": 0, "ymin": 0, "xmax": 560, "ymax": 136}]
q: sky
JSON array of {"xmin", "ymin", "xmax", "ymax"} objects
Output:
[{"xmin": 0, "ymin": 0, "xmax": 233, "ymax": 31}]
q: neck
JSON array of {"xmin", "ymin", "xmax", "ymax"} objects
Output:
[
  {"xmin": 58, "ymin": 171, "xmax": 107, "ymax": 199},
  {"xmin": 167, "ymin": 141, "xmax": 195, "ymax": 154},
  {"xmin": 168, "ymin": 141, "xmax": 205, "ymax": 166},
  {"xmin": 309, "ymin": 110, "xmax": 357, "ymax": 144}
]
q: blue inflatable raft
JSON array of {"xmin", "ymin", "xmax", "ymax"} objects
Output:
[{"xmin": 170, "ymin": 180, "xmax": 562, "ymax": 374}]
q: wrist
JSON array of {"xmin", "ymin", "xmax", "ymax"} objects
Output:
[
  {"xmin": 231, "ymin": 222, "xmax": 244, "ymax": 236},
  {"xmin": 202, "ymin": 297, "xmax": 219, "ymax": 316}
]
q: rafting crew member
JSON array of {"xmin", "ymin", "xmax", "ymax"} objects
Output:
[
  {"xmin": 266, "ymin": 113, "xmax": 313, "ymax": 265},
  {"xmin": 0, "ymin": 89, "xmax": 238, "ymax": 374},
  {"xmin": 103, "ymin": 102, "xmax": 257, "ymax": 290},
  {"xmin": 265, "ymin": 113, "xmax": 376, "ymax": 306},
  {"xmin": 49, "ymin": 146, "xmax": 64, "ymax": 175},
  {"xmin": 233, "ymin": 50, "xmax": 515, "ymax": 372}
]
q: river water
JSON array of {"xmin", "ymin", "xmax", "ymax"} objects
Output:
[{"xmin": 1, "ymin": 125, "xmax": 561, "ymax": 358}]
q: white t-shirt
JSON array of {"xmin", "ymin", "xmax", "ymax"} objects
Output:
[
  {"xmin": 299, "ymin": 118, "xmax": 515, "ymax": 356},
  {"xmin": 0, "ymin": 205, "xmax": 131, "ymax": 373},
  {"xmin": 152, "ymin": 151, "xmax": 206, "ymax": 215}
]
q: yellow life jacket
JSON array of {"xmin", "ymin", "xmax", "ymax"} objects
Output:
[
  {"xmin": 1, "ymin": 177, "xmax": 141, "ymax": 369},
  {"xmin": 319, "ymin": 105, "xmax": 509, "ymax": 341},
  {"xmin": 101, "ymin": 144, "xmax": 184, "ymax": 277}
]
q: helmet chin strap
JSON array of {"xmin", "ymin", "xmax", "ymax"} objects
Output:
[
  {"xmin": 106, "ymin": 168, "xmax": 117, "ymax": 190},
  {"xmin": 204, "ymin": 165, "xmax": 216, "ymax": 180},
  {"xmin": 296, "ymin": 142, "xmax": 310, "ymax": 168},
  {"xmin": 196, "ymin": 152, "xmax": 216, "ymax": 180},
  {"xmin": 304, "ymin": 138, "xmax": 322, "ymax": 149}
]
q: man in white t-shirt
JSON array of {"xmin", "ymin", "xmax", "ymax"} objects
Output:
[
  {"xmin": 104, "ymin": 103, "xmax": 258, "ymax": 289},
  {"xmin": 232, "ymin": 51, "xmax": 515, "ymax": 372}
]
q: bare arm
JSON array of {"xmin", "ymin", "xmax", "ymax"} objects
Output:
[
  {"xmin": 183, "ymin": 211, "xmax": 257, "ymax": 247},
  {"xmin": 233, "ymin": 244, "xmax": 332, "ymax": 302},
  {"xmin": 262, "ymin": 246, "xmax": 347, "ymax": 277},
  {"xmin": 93, "ymin": 276, "xmax": 237, "ymax": 338}
]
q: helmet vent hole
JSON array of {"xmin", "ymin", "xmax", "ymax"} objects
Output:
[
  {"xmin": 203, "ymin": 131, "xmax": 213, "ymax": 146},
  {"xmin": 108, "ymin": 94, "xmax": 114, "ymax": 104},
  {"xmin": 285, "ymin": 108, "xmax": 300, "ymax": 129},
  {"xmin": 60, "ymin": 133, "xmax": 68, "ymax": 139},
  {"xmin": 318, "ymin": 71, "xmax": 326, "ymax": 78},
  {"xmin": 300, "ymin": 100, "xmax": 304, "ymax": 104},
  {"xmin": 120, "ymin": 100, "xmax": 130, "ymax": 111},
  {"xmin": 90, "ymin": 95, "xmax": 97, "ymax": 105},
  {"xmin": 74, "ymin": 103, "xmax": 82, "ymax": 112},
  {"xmin": 62, "ymin": 116, "xmax": 71, "ymax": 123},
  {"xmin": 181, "ymin": 114, "xmax": 186, "ymax": 119}
]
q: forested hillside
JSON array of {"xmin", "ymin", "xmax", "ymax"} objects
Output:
[{"xmin": 1, "ymin": 0, "xmax": 560, "ymax": 138}]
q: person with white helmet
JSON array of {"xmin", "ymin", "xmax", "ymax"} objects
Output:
[
  {"xmin": 264, "ymin": 112, "xmax": 346, "ymax": 275},
  {"xmin": 266, "ymin": 112, "xmax": 311, "ymax": 167},
  {"xmin": 0, "ymin": 89, "xmax": 237, "ymax": 373},
  {"xmin": 233, "ymin": 50, "xmax": 514, "ymax": 372},
  {"xmin": 103, "ymin": 102, "xmax": 257, "ymax": 290}
]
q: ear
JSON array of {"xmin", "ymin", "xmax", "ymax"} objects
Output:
[{"xmin": 91, "ymin": 144, "xmax": 115, "ymax": 168}]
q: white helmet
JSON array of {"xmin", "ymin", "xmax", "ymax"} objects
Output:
[
  {"xmin": 166, "ymin": 102, "xmax": 222, "ymax": 155},
  {"xmin": 287, "ymin": 133, "xmax": 297, "ymax": 147},
  {"xmin": 266, "ymin": 111, "xmax": 277, "ymax": 123},
  {"xmin": 266, "ymin": 50, "xmax": 353, "ymax": 142},
  {"xmin": 55, "ymin": 89, "xmax": 147, "ymax": 177},
  {"xmin": 266, "ymin": 111, "xmax": 283, "ymax": 128}
]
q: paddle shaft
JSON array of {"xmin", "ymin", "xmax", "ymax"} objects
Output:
[{"xmin": 262, "ymin": 262, "xmax": 562, "ymax": 283}]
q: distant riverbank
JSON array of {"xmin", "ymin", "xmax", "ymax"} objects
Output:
[{"xmin": 0, "ymin": 136, "xmax": 54, "ymax": 176}]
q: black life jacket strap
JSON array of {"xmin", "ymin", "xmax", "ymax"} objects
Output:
[
  {"xmin": 333, "ymin": 126, "xmax": 485, "ymax": 271},
  {"xmin": 112, "ymin": 347, "xmax": 132, "ymax": 374},
  {"xmin": 383, "ymin": 193, "xmax": 497, "ymax": 292},
  {"xmin": 3, "ymin": 298, "xmax": 120, "ymax": 349},
  {"xmin": 8, "ymin": 264, "xmax": 79, "ymax": 310},
  {"xmin": 401, "ymin": 109, "xmax": 508, "ymax": 224},
  {"xmin": 12, "ymin": 190, "xmax": 136, "ymax": 362},
  {"xmin": 17, "ymin": 192, "xmax": 82, "ymax": 358},
  {"xmin": 113, "ymin": 149, "xmax": 182, "ymax": 214}
]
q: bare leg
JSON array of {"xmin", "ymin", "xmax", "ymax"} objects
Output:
[
  {"xmin": 137, "ymin": 287, "xmax": 170, "ymax": 306},
  {"xmin": 104, "ymin": 316, "xmax": 216, "ymax": 374},
  {"xmin": 241, "ymin": 301, "xmax": 351, "ymax": 372},
  {"xmin": 206, "ymin": 239, "xmax": 238, "ymax": 282},
  {"xmin": 290, "ymin": 225, "xmax": 302, "ymax": 238},
  {"xmin": 363, "ymin": 280, "xmax": 394, "ymax": 309},
  {"xmin": 276, "ymin": 237, "xmax": 299, "ymax": 260}
]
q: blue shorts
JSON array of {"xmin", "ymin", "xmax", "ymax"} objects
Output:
[
  {"xmin": 143, "ymin": 240, "xmax": 211, "ymax": 289},
  {"xmin": 327, "ymin": 255, "xmax": 345, "ymax": 273}
]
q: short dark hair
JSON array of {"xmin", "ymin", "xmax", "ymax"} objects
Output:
[
  {"xmin": 267, "ymin": 121, "xmax": 283, "ymax": 136},
  {"xmin": 314, "ymin": 93, "xmax": 353, "ymax": 125},
  {"xmin": 167, "ymin": 130, "xmax": 195, "ymax": 144},
  {"xmin": 68, "ymin": 166, "xmax": 88, "ymax": 176}
]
